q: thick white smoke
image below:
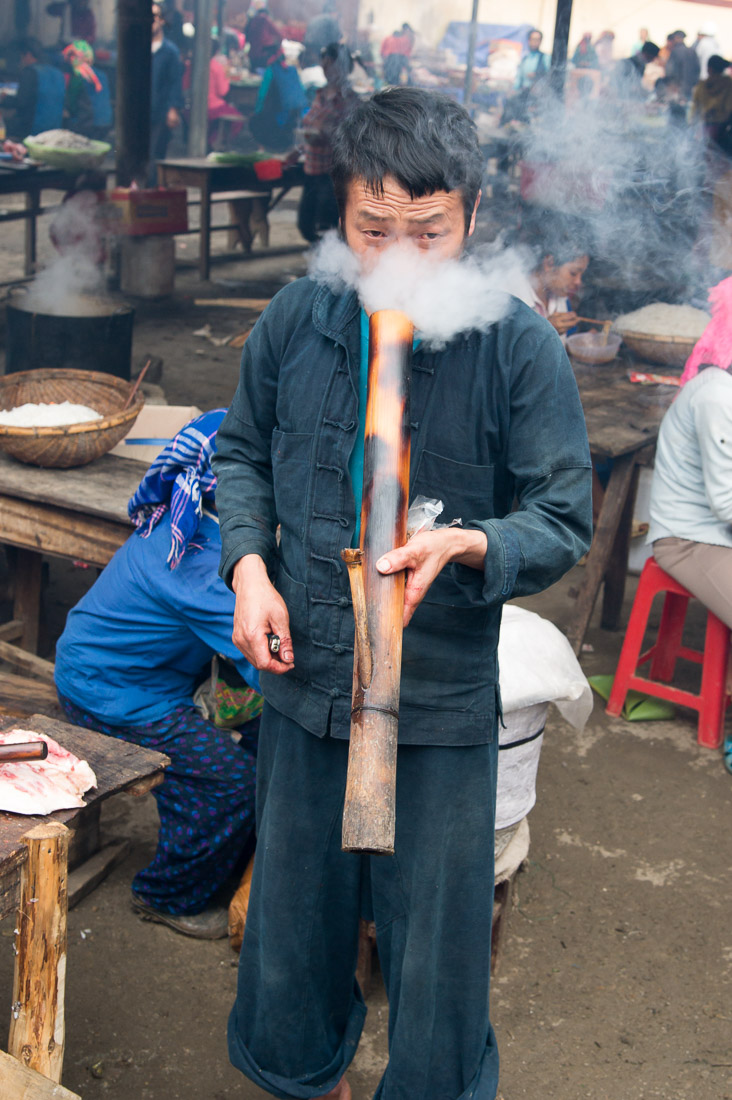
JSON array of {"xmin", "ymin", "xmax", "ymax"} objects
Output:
[
  {"xmin": 25, "ymin": 191, "xmax": 106, "ymax": 316},
  {"xmin": 309, "ymin": 231, "xmax": 533, "ymax": 347}
]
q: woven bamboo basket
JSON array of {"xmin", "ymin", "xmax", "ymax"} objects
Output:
[
  {"xmin": 617, "ymin": 330, "xmax": 698, "ymax": 369},
  {"xmin": 0, "ymin": 369, "xmax": 144, "ymax": 468}
]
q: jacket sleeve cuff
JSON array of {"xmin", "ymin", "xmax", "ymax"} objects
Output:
[
  {"xmin": 450, "ymin": 520, "xmax": 522, "ymax": 606},
  {"xmin": 219, "ymin": 534, "xmax": 273, "ymax": 590}
]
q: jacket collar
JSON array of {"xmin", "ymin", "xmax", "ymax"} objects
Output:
[{"xmin": 312, "ymin": 281, "xmax": 361, "ymax": 345}]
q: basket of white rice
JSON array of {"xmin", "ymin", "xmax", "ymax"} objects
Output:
[
  {"xmin": 612, "ymin": 303, "xmax": 711, "ymax": 368},
  {"xmin": 23, "ymin": 129, "xmax": 111, "ymax": 171},
  {"xmin": 0, "ymin": 369, "xmax": 144, "ymax": 468}
]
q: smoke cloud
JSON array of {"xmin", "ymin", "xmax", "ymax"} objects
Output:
[
  {"xmin": 516, "ymin": 89, "xmax": 709, "ymax": 306},
  {"xmin": 24, "ymin": 191, "xmax": 107, "ymax": 316},
  {"xmin": 309, "ymin": 231, "xmax": 533, "ymax": 347}
]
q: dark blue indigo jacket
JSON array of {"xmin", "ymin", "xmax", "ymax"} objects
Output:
[{"xmin": 214, "ymin": 277, "xmax": 593, "ymax": 746}]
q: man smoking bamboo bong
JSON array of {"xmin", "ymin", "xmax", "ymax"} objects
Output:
[{"xmin": 214, "ymin": 87, "xmax": 592, "ymax": 1100}]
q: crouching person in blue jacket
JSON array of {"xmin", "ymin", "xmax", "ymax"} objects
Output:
[{"xmin": 55, "ymin": 410, "xmax": 260, "ymax": 940}]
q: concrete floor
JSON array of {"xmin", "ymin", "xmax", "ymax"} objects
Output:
[{"xmin": 0, "ymin": 197, "xmax": 730, "ymax": 1100}]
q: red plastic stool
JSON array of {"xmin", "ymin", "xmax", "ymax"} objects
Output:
[{"xmin": 606, "ymin": 557, "xmax": 730, "ymax": 748}]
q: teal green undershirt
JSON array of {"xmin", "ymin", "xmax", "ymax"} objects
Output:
[{"xmin": 349, "ymin": 309, "xmax": 421, "ymax": 546}]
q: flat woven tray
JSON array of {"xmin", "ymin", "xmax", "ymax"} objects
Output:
[{"xmin": 617, "ymin": 329, "xmax": 697, "ymax": 369}]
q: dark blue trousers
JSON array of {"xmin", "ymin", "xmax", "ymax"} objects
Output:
[
  {"xmin": 228, "ymin": 703, "xmax": 500, "ymax": 1099},
  {"xmin": 59, "ymin": 697, "xmax": 258, "ymax": 915}
]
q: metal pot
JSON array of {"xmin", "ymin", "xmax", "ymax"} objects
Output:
[{"xmin": 5, "ymin": 291, "xmax": 134, "ymax": 380}]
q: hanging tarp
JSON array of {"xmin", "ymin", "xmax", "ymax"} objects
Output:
[{"xmin": 439, "ymin": 22, "xmax": 536, "ymax": 67}]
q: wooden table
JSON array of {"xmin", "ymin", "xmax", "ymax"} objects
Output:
[
  {"xmin": 566, "ymin": 357, "xmax": 678, "ymax": 654},
  {"xmin": 0, "ymin": 164, "xmax": 108, "ymax": 278},
  {"xmin": 0, "ymin": 451, "xmax": 140, "ymax": 653},
  {"xmin": 156, "ymin": 157, "xmax": 305, "ymax": 279},
  {"xmin": 0, "ymin": 713, "xmax": 168, "ymax": 1089}
]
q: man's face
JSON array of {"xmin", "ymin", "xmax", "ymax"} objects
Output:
[
  {"xmin": 152, "ymin": 5, "xmax": 163, "ymax": 31},
  {"xmin": 342, "ymin": 176, "xmax": 478, "ymax": 266},
  {"xmin": 529, "ymin": 32, "xmax": 543, "ymax": 52}
]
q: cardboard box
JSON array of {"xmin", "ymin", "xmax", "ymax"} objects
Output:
[
  {"xmin": 109, "ymin": 405, "xmax": 202, "ymax": 465},
  {"xmin": 108, "ymin": 187, "xmax": 188, "ymax": 236}
]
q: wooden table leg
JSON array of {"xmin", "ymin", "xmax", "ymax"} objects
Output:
[
  {"xmin": 24, "ymin": 187, "xmax": 40, "ymax": 277},
  {"xmin": 250, "ymin": 196, "xmax": 269, "ymax": 248},
  {"xmin": 200, "ymin": 178, "xmax": 212, "ymax": 280},
  {"xmin": 12, "ymin": 549, "xmax": 42, "ymax": 654},
  {"xmin": 228, "ymin": 198, "xmax": 254, "ymax": 253},
  {"xmin": 600, "ymin": 462, "xmax": 641, "ymax": 631},
  {"xmin": 9, "ymin": 821, "xmax": 69, "ymax": 1083},
  {"xmin": 566, "ymin": 453, "xmax": 637, "ymax": 656}
]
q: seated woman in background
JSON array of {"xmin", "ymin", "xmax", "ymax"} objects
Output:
[
  {"xmin": 208, "ymin": 40, "xmax": 244, "ymax": 148},
  {"xmin": 54, "ymin": 410, "xmax": 261, "ymax": 937},
  {"xmin": 516, "ymin": 216, "xmax": 590, "ymax": 338},
  {"xmin": 648, "ymin": 355, "xmax": 732, "ymax": 775}
]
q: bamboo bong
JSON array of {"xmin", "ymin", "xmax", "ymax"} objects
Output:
[{"xmin": 340, "ymin": 309, "xmax": 413, "ymax": 855}]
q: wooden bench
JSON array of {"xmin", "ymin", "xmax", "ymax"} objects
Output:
[
  {"xmin": 157, "ymin": 158, "xmax": 306, "ymax": 279},
  {"xmin": 183, "ymin": 188, "xmax": 270, "ymax": 252}
]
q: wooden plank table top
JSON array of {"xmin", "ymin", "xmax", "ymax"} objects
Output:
[
  {"xmin": 0, "ymin": 713, "xmax": 169, "ymax": 920},
  {"xmin": 0, "ymin": 450, "xmax": 142, "ymax": 525},
  {"xmin": 566, "ymin": 354, "xmax": 679, "ymax": 654},
  {"xmin": 572, "ymin": 357, "xmax": 677, "ymax": 460},
  {"xmin": 0, "ymin": 452, "xmax": 141, "ymax": 650}
]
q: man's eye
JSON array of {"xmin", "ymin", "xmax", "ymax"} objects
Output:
[{"xmin": 421, "ymin": 233, "xmax": 439, "ymax": 240}]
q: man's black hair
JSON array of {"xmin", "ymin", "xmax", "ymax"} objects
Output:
[
  {"xmin": 331, "ymin": 87, "xmax": 484, "ymax": 233},
  {"xmin": 708, "ymin": 54, "xmax": 729, "ymax": 75},
  {"xmin": 321, "ymin": 41, "xmax": 353, "ymax": 74},
  {"xmin": 641, "ymin": 41, "xmax": 660, "ymax": 61},
  {"xmin": 15, "ymin": 35, "xmax": 43, "ymax": 60}
]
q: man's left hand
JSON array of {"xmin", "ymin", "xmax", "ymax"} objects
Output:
[
  {"xmin": 376, "ymin": 527, "xmax": 488, "ymax": 626},
  {"xmin": 167, "ymin": 107, "xmax": 181, "ymax": 128}
]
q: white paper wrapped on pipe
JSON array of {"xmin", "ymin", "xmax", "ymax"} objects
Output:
[{"xmin": 496, "ymin": 604, "xmax": 593, "ymax": 831}]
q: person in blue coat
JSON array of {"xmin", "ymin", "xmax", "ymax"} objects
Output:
[
  {"xmin": 149, "ymin": 1, "xmax": 184, "ymax": 182},
  {"xmin": 55, "ymin": 410, "xmax": 261, "ymax": 940},
  {"xmin": 5, "ymin": 37, "xmax": 65, "ymax": 139}
]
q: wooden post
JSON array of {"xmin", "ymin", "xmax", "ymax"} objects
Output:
[
  {"xmin": 116, "ymin": 0, "xmax": 153, "ymax": 186},
  {"xmin": 9, "ymin": 822, "xmax": 69, "ymax": 1084},
  {"xmin": 188, "ymin": 0, "xmax": 216, "ymax": 157},
  {"xmin": 12, "ymin": 548, "xmax": 42, "ymax": 654},
  {"xmin": 341, "ymin": 310, "xmax": 412, "ymax": 855},
  {"xmin": 463, "ymin": 0, "xmax": 480, "ymax": 113},
  {"xmin": 550, "ymin": 0, "xmax": 574, "ymax": 94}
]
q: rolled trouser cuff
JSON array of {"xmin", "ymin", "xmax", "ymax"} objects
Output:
[{"xmin": 228, "ymin": 986, "xmax": 367, "ymax": 1099}]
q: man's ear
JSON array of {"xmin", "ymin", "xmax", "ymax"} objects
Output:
[{"xmin": 467, "ymin": 190, "xmax": 482, "ymax": 237}]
